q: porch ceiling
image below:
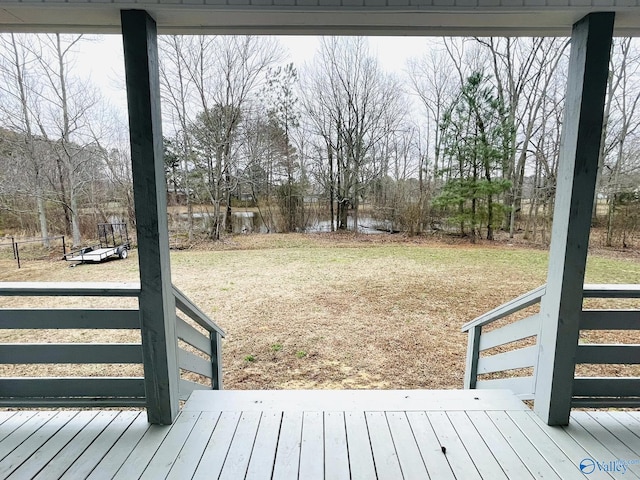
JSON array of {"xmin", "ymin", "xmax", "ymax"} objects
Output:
[{"xmin": 0, "ymin": 3, "xmax": 640, "ymax": 35}]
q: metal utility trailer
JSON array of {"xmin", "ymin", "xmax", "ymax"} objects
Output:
[{"xmin": 64, "ymin": 223, "xmax": 131, "ymax": 265}]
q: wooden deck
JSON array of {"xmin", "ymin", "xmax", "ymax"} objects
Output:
[{"xmin": 0, "ymin": 390, "xmax": 639, "ymax": 479}]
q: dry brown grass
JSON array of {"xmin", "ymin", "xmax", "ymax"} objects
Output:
[{"xmin": 1, "ymin": 233, "xmax": 640, "ymax": 390}]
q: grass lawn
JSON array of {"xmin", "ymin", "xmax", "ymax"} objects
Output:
[{"xmin": 1, "ymin": 233, "xmax": 639, "ymax": 390}]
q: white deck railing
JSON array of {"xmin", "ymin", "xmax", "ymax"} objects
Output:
[
  {"xmin": 0, "ymin": 282, "xmax": 224, "ymax": 408},
  {"xmin": 463, "ymin": 284, "xmax": 640, "ymax": 407}
]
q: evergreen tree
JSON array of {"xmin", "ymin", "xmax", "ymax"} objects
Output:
[{"xmin": 434, "ymin": 72, "xmax": 512, "ymax": 240}]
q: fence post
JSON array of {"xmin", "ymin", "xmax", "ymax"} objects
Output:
[
  {"xmin": 211, "ymin": 332, "xmax": 223, "ymax": 390},
  {"xmin": 464, "ymin": 326, "xmax": 481, "ymax": 389}
]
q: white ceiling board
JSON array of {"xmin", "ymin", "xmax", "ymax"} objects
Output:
[{"xmin": 0, "ymin": 4, "xmax": 639, "ymax": 35}]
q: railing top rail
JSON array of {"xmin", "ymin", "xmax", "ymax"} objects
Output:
[
  {"xmin": 173, "ymin": 284, "xmax": 225, "ymax": 337},
  {"xmin": 462, "ymin": 284, "xmax": 546, "ymax": 332},
  {"xmin": 583, "ymin": 284, "xmax": 640, "ymax": 298},
  {"xmin": 0, "ymin": 282, "xmax": 141, "ymax": 297}
]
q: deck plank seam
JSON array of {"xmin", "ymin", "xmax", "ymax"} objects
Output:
[
  {"xmin": 341, "ymin": 412, "xmax": 353, "ymax": 480},
  {"xmin": 157, "ymin": 411, "xmax": 206, "ymax": 479},
  {"xmin": 0, "ymin": 411, "xmax": 80, "ymax": 479},
  {"xmin": 26, "ymin": 410, "xmax": 105, "ymax": 480},
  {"xmin": 218, "ymin": 411, "xmax": 263, "ymax": 480},
  {"xmin": 460, "ymin": 410, "xmax": 511, "ymax": 479},
  {"xmin": 111, "ymin": 417, "xmax": 172, "ymax": 479},
  {"xmin": 445, "ymin": 410, "xmax": 501, "ymax": 480},
  {"xmin": 505, "ymin": 410, "xmax": 586, "ymax": 480},
  {"xmin": 264, "ymin": 411, "xmax": 283, "ymax": 480},
  {"xmin": 191, "ymin": 411, "xmax": 242, "ymax": 479},
  {"xmin": 215, "ymin": 411, "xmax": 246, "ymax": 480},
  {"xmin": 428, "ymin": 411, "xmax": 482, "ymax": 480},
  {"xmin": 0, "ymin": 412, "xmax": 56, "ymax": 460},
  {"xmin": 0, "ymin": 412, "xmax": 37, "ymax": 444},
  {"xmin": 57, "ymin": 411, "xmax": 122, "ymax": 476},
  {"xmin": 87, "ymin": 412, "xmax": 152, "ymax": 480},
  {"xmin": 509, "ymin": 412, "xmax": 613, "ymax": 480},
  {"xmin": 240, "ymin": 411, "xmax": 264, "ymax": 480},
  {"xmin": 362, "ymin": 411, "xmax": 377, "ymax": 480},
  {"xmin": 619, "ymin": 412, "xmax": 640, "ymax": 433},
  {"xmin": 140, "ymin": 411, "xmax": 204, "ymax": 479},
  {"xmin": 81, "ymin": 411, "xmax": 144, "ymax": 480},
  {"xmin": 171, "ymin": 411, "xmax": 222, "ymax": 480},
  {"xmin": 570, "ymin": 413, "xmax": 640, "ymax": 478},
  {"xmin": 406, "ymin": 411, "xmax": 451, "ymax": 480},
  {"xmin": 562, "ymin": 417, "xmax": 635, "ymax": 479},
  {"xmin": 0, "ymin": 412, "xmax": 17, "ymax": 429},
  {"xmin": 485, "ymin": 410, "xmax": 561, "ymax": 479},
  {"xmin": 587, "ymin": 411, "xmax": 640, "ymax": 458},
  {"xmin": 383, "ymin": 411, "xmax": 406, "ymax": 480},
  {"xmin": 467, "ymin": 411, "xmax": 535, "ymax": 480}
]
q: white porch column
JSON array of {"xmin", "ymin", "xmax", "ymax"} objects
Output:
[
  {"xmin": 121, "ymin": 10, "xmax": 179, "ymax": 425},
  {"xmin": 534, "ymin": 12, "xmax": 614, "ymax": 426}
]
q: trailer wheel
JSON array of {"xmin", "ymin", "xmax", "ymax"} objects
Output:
[{"xmin": 118, "ymin": 247, "xmax": 128, "ymax": 259}]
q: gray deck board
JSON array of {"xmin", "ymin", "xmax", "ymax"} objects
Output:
[
  {"xmin": 586, "ymin": 411, "xmax": 640, "ymax": 457},
  {"xmin": 7, "ymin": 410, "xmax": 100, "ymax": 480},
  {"xmin": 428, "ymin": 411, "xmax": 482, "ymax": 480},
  {"xmin": 0, "ymin": 411, "xmax": 55, "ymax": 459},
  {"xmin": 166, "ymin": 411, "xmax": 220, "ymax": 480},
  {"xmin": 244, "ymin": 411, "xmax": 281, "ymax": 480},
  {"xmin": 406, "ymin": 411, "xmax": 455, "ymax": 480},
  {"xmin": 111, "ymin": 422, "xmax": 172, "ymax": 479},
  {"xmin": 506, "ymin": 411, "xmax": 585, "ymax": 480},
  {"xmin": 563, "ymin": 416, "xmax": 639, "ymax": 479},
  {"xmin": 447, "ymin": 410, "xmax": 508, "ymax": 480},
  {"xmin": 59, "ymin": 411, "xmax": 141, "ymax": 480},
  {"xmin": 324, "ymin": 411, "xmax": 350, "ymax": 480},
  {"xmin": 0, "ymin": 411, "xmax": 78, "ymax": 479},
  {"xmin": 612, "ymin": 412, "xmax": 640, "ymax": 443},
  {"xmin": 386, "ymin": 411, "xmax": 429, "ymax": 480},
  {"xmin": 139, "ymin": 411, "xmax": 199, "ymax": 479},
  {"xmin": 344, "ymin": 411, "xmax": 377, "ymax": 480},
  {"xmin": 298, "ymin": 411, "xmax": 324, "ymax": 480},
  {"xmin": 219, "ymin": 411, "xmax": 262, "ymax": 480},
  {"xmin": 0, "ymin": 411, "xmax": 39, "ymax": 444},
  {"xmin": 366, "ymin": 411, "xmax": 403, "ymax": 480},
  {"xmin": 0, "ymin": 390, "xmax": 638, "ymax": 479},
  {"xmin": 192, "ymin": 411, "xmax": 241, "ymax": 480},
  {"xmin": 467, "ymin": 411, "xmax": 535, "ymax": 480},
  {"xmin": 487, "ymin": 411, "xmax": 561, "ymax": 479},
  {"xmin": 85, "ymin": 412, "xmax": 150, "ymax": 480},
  {"xmin": 520, "ymin": 410, "xmax": 606, "ymax": 474},
  {"xmin": 0, "ymin": 412, "xmax": 16, "ymax": 428},
  {"xmin": 23, "ymin": 410, "xmax": 111, "ymax": 480},
  {"xmin": 571, "ymin": 412, "xmax": 640, "ymax": 478},
  {"xmin": 184, "ymin": 389, "xmax": 527, "ymax": 412},
  {"xmin": 271, "ymin": 411, "xmax": 303, "ymax": 480}
]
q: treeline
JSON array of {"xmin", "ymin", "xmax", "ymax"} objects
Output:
[
  {"xmin": 0, "ymin": 34, "xmax": 133, "ymax": 247},
  {"xmin": 1, "ymin": 35, "xmax": 640, "ymax": 248}
]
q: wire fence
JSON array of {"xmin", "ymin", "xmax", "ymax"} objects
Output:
[{"xmin": 0, "ymin": 236, "xmax": 66, "ymax": 269}]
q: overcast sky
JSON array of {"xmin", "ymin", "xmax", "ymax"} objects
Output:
[{"xmin": 76, "ymin": 35, "xmax": 430, "ymax": 116}]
